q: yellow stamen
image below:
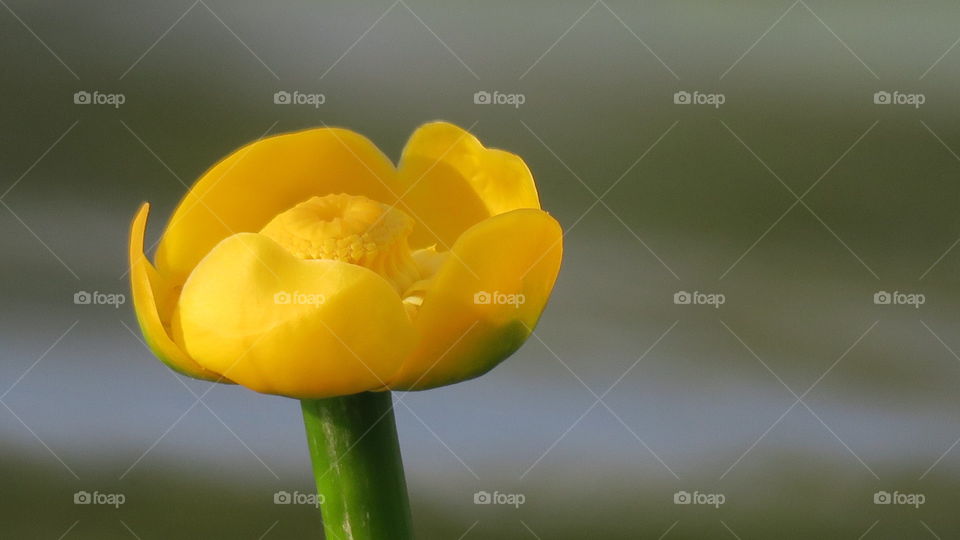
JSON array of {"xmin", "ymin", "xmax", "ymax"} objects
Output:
[{"xmin": 260, "ymin": 194, "xmax": 421, "ymax": 293}]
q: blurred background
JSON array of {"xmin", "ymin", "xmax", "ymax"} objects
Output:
[{"xmin": 2, "ymin": 0, "xmax": 960, "ymax": 538}]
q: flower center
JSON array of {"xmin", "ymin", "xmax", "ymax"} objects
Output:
[{"xmin": 260, "ymin": 194, "xmax": 421, "ymax": 293}]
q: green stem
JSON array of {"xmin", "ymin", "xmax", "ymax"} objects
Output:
[{"xmin": 301, "ymin": 391, "xmax": 413, "ymax": 540}]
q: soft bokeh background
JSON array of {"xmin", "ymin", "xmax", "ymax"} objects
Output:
[{"xmin": 2, "ymin": 1, "xmax": 960, "ymax": 538}]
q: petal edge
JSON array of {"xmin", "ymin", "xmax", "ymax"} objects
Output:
[{"xmin": 128, "ymin": 203, "xmax": 226, "ymax": 382}]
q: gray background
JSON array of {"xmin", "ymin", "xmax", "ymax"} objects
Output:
[{"xmin": 2, "ymin": 1, "xmax": 960, "ymax": 538}]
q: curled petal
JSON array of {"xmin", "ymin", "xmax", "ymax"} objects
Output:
[
  {"xmin": 397, "ymin": 122, "xmax": 541, "ymax": 250},
  {"xmin": 156, "ymin": 128, "xmax": 402, "ymax": 284},
  {"xmin": 175, "ymin": 232, "xmax": 416, "ymax": 398},
  {"xmin": 388, "ymin": 209, "xmax": 562, "ymax": 390}
]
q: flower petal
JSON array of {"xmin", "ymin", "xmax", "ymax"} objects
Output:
[
  {"xmin": 128, "ymin": 203, "xmax": 226, "ymax": 381},
  {"xmin": 175, "ymin": 232, "xmax": 416, "ymax": 399},
  {"xmin": 387, "ymin": 209, "xmax": 562, "ymax": 390},
  {"xmin": 156, "ymin": 128, "xmax": 401, "ymax": 284},
  {"xmin": 397, "ymin": 122, "xmax": 541, "ymax": 250}
]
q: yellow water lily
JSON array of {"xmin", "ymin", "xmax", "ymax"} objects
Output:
[{"xmin": 129, "ymin": 122, "xmax": 562, "ymax": 399}]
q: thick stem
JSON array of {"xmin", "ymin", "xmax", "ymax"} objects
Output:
[{"xmin": 301, "ymin": 391, "xmax": 413, "ymax": 540}]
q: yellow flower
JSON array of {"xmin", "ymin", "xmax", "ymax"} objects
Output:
[{"xmin": 129, "ymin": 122, "xmax": 562, "ymax": 399}]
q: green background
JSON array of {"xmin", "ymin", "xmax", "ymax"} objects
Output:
[{"xmin": 2, "ymin": 1, "xmax": 960, "ymax": 538}]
